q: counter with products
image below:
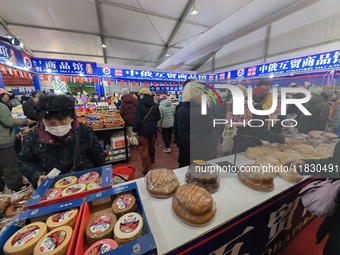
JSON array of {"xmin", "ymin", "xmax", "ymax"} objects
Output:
[{"xmin": 123, "ymin": 153, "xmax": 315, "ymax": 255}]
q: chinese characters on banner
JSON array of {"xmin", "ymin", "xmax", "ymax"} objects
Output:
[
  {"xmin": 32, "ymin": 59, "xmax": 97, "ymax": 76},
  {"xmin": 216, "ymin": 50, "xmax": 340, "ymax": 81},
  {"xmin": 97, "ymin": 66, "xmax": 214, "ymax": 82},
  {"xmin": 150, "ymin": 86, "xmax": 183, "ymax": 92}
]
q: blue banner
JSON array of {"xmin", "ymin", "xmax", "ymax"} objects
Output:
[
  {"xmin": 0, "ymin": 41, "xmax": 29, "ymax": 69},
  {"xmin": 32, "ymin": 58, "xmax": 97, "ymax": 76},
  {"xmin": 150, "ymin": 85, "xmax": 183, "ymax": 92},
  {"xmin": 98, "ymin": 66, "xmax": 215, "ymax": 82},
  {"xmin": 216, "ymin": 49, "xmax": 340, "ymax": 81}
]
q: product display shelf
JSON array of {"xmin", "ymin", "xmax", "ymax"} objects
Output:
[
  {"xmin": 93, "ymin": 126, "xmax": 129, "ymax": 164},
  {"xmin": 112, "ymin": 153, "xmax": 313, "ymax": 255}
]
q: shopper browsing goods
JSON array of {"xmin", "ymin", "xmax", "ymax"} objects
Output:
[
  {"xmin": 18, "ymin": 94, "xmax": 105, "ymax": 188},
  {"xmin": 0, "ymin": 88, "xmax": 34, "ymax": 193}
]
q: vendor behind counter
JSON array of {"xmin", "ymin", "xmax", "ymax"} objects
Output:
[{"xmin": 232, "ymin": 87, "xmax": 295, "ymax": 153}]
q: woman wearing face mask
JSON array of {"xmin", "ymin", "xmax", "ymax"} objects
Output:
[{"xmin": 18, "ymin": 94, "xmax": 105, "ymax": 188}]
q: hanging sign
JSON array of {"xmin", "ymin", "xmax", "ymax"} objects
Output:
[
  {"xmin": 32, "ymin": 58, "xmax": 97, "ymax": 76},
  {"xmin": 216, "ymin": 49, "xmax": 340, "ymax": 81},
  {"xmin": 98, "ymin": 66, "xmax": 213, "ymax": 81},
  {"xmin": 150, "ymin": 86, "xmax": 183, "ymax": 92},
  {"xmin": 0, "ymin": 41, "xmax": 25, "ymax": 68}
]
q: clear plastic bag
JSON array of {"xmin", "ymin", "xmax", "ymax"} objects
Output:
[{"xmin": 145, "ymin": 169, "xmax": 180, "ymax": 198}]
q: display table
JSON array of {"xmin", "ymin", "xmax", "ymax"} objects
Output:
[{"xmin": 117, "ymin": 153, "xmax": 315, "ymax": 255}]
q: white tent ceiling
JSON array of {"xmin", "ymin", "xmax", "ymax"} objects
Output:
[{"xmin": 0, "ymin": 0, "xmax": 339, "ymax": 73}]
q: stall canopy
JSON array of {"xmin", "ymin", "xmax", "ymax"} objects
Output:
[{"xmin": 0, "ymin": 0, "xmax": 339, "ymax": 74}]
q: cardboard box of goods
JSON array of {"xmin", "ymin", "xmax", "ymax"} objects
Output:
[
  {"xmin": 0, "ymin": 198, "xmax": 84, "ymax": 255},
  {"xmin": 73, "ymin": 182, "xmax": 157, "ymax": 255},
  {"xmin": 110, "ymin": 136, "xmax": 126, "ymax": 149},
  {"xmin": 25, "ymin": 165, "xmax": 112, "ymax": 210}
]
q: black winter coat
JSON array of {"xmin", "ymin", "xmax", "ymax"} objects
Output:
[
  {"xmin": 18, "ymin": 123, "xmax": 105, "ymax": 188},
  {"xmin": 22, "ymin": 99, "xmax": 39, "ymax": 121},
  {"xmin": 298, "ymin": 94, "xmax": 330, "ymax": 134},
  {"xmin": 174, "ymin": 101, "xmax": 215, "ymax": 167},
  {"xmin": 233, "ymin": 104, "xmax": 285, "ymax": 153},
  {"xmin": 133, "ymin": 95, "xmax": 160, "ymax": 136}
]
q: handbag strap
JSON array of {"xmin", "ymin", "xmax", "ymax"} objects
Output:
[
  {"xmin": 141, "ymin": 105, "xmax": 154, "ymax": 123},
  {"xmin": 71, "ymin": 126, "xmax": 82, "ymax": 172}
]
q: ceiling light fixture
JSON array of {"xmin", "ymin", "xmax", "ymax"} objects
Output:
[
  {"xmin": 79, "ymin": 72, "xmax": 84, "ymax": 77},
  {"xmin": 165, "ymin": 52, "xmax": 170, "ymax": 57},
  {"xmin": 190, "ymin": 6, "xmax": 199, "ymax": 15},
  {"xmin": 46, "ymin": 68, "xmax": 52, "ymax": 73},
  {"xmin": 5, "ymin": 60, "xmax": 13, "ymax": 66},
  {"xmin": 269, "ymin": 74, "xmax": 274, "ymax": 78},
  {"xmin": 101, "ymin": 43, "xmax": 108, "ymax": 48},
  {"xmin": 23, "ymin": 67, "xmax": 29, "ymax": 71}
]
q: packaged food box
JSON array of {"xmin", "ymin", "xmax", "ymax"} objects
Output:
[
  {"xmin": 74, "ymin": 182, "xmax": 157, "ymax": 255},
  {"xmin": 110, "ymin": 136, "xmax": 126, "ymax": 149},
  {"xmin": 24, "ymin": 165, "xmax": 112, "ymax": 209},
  {"xmin": 0, "ymin": 198, "xmax": 84, "ymax": 255}
]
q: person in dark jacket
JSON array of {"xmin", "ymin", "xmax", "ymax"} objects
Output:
[
  {"xmin": 18, "ymin": 94, "xmax": 105, "ymax": 188},
  {"xmin": 132, "ymin": 88, "xmax": 160, "ymax": 174},
  {"xmin": 174, "ymin": 81, "xmax": 215, "ymax": 168},
  {"xmin": 286, "ymin": 140, "xmax": 340, "ymax": 255},
  {"xmin": 22, "ymin": 90, "xmax": 43, "ymax": 124},
  {"xmin": 233, "ymin": 87, "xmax": 295, "ymax": 153},
  {"xmin": 90, "ymin": 93, "xmax": 99, "ymax": 103},
  {"xmin": 120, "ymin": 88, "xmax": 138, "ymax": 138},
  {"xmin": 298, "ymin": 89, "xmax": 334, "ymax": 134}
]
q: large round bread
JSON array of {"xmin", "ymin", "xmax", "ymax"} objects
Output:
[
  {"xmin": 292, "ymin": 144, "xmax": 318, "ymax": 157},
  {"xmin": 237, "ymin": 165, "xmax": 274, "ymax": 192},
  {"xmin": 265, "ymin": 143, "xmax": 282, "ymax": 152},
  {"xmin": 278, "ymin": 152, "xmax": 305, "ymax": 165},
  {"xmin": 308, "ymin": 130, "xmax": 327, "ymax": 138},
  {"xmin": 172, "ymin": 184, "xmax": 216, "ymax": 226},
  {"xmin": 278, "ymin": 168, "xmax": 303, "ymax": 182},
  {"xmin": 146, "ymin": 169, "xmax": 179, "ymax": 198},
  {"xmin": 244, "ymin": 146, "xmax": 266, "ymax": 159}
]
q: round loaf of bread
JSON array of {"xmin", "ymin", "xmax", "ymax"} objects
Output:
[
  {"xmin": 172, "ymin": 184, "xmax": 216, "ymax": 226},
  {"xmin": 237, "ymin": 165, "xmax": 274, "ymax": 192},
  {"xmin": 278, "ymin": 152, "xmax": 305, "ymax": 165},
  {"xmin": 146, "ymin": 169, "xmax": 179, "ymax": 198},
  {"xmin": 293, "ymin": 144, "xmax": 318, "ymax": 157},
  {"xmin": 308, "ymin": 130, "xmax": 327, "ymax": 138},
  {"xmin": 265, "ymin": 143, "xmax": 282, "ymax": 152},
  {"xmin": 244, "ymin": 146, "xmax": 265, "ymax": 159},
  {"xmin": 325, "ymin": 132, "xmax": 338, "ymax": 140},
  {"xmin": 278, "ymin": 167, "xmax": 303, "ymax": 182}
]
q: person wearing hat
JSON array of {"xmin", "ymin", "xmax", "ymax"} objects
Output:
[
  {"xmin": 232, "ymin": 86, "xmax": 295, "ymax": 153},
  {"xmin": 120, "ymin": 88, "xmax": 138, "ymax": 138},
  {"xmin": 298, "ymin": 89, "xmax": 334, "ymax": 134},
  {"xmin": 18, "ymin": 94, "xmax": 105, "ymax": 188},
  {"xmin": 132, "ymin": 88, "xmax": 160, "ymax": 174},
  {"xmin": 0, "ymin": 88, "xmax": 35, "ymax": 193}
]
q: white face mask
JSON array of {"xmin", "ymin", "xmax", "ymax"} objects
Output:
[{"xmin": 45, "ymin": 124, "xmax": 72, "ymax": 137}]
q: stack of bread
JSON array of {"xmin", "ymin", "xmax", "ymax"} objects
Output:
[
  {"xmin": 172, "ymin": 184, "xmax": 216, "ymax": 226},
  {"xmin": 242, "ymin": 130, "xmax": 337, "ymax": 184}
]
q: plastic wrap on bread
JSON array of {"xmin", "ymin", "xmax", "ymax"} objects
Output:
[
  {"xmin": 237, "ymin": 164, "xmax": 275, "ymax": 192},
  {"xmin": 172, "ymin": 184, "xmax": 216, "ymax": 226},
  {"xmin": 185, "ymin": 160, "xmax": 220, "ymax": 193},
  {"xmin": 146, "ymin": 169, "xmax": 180, "ymax": 198}
]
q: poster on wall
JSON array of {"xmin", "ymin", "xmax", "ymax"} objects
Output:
[{"xmin": 0, "ymin": 41, "xmax": 24, "ymax": 68}]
